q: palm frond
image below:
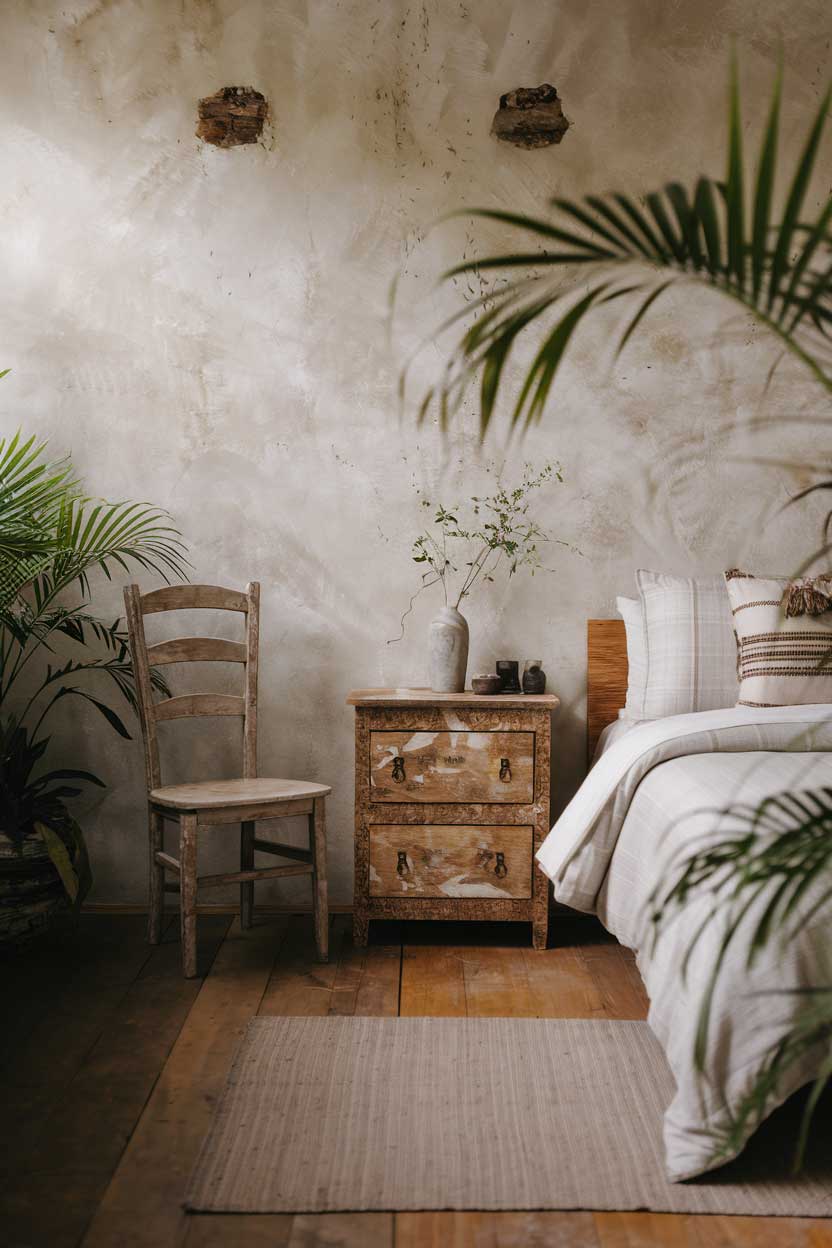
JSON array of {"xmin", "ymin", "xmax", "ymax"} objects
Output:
[
  {"xmin": 0, "ymin": 429, "xmax": 78, "ymax": 607},
  {"xmin": 36, "ymin": 495, "xmax": 190, "ymax": 603},
  {"xmin": 650, "ymin": 787, "xmax": 832, "ymax": 1167},
  {"xmin": 406, "ymin": 60, "xmax": 832, "ymax": 438}
]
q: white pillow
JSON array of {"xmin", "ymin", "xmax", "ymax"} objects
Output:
[
  {"xmin": 616, "ymin": 595, "xmax": 647, "ymax": 720},
  {"xmin": 634, "ymin": 569, "xmax": 738, "ymax": 718}
]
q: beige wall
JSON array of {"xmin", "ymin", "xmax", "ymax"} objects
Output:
[{"xmin": 2, "ymin": 0, "xmax": 829, "ymax": 905}]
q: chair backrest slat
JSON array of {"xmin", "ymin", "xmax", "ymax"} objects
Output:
[
  {"xmin": 140, "ymin": 584, "xmax": 249, "ymax": 614},
  {"xmin": 146, "ymin": 637, "xmax": 247, "ymax": 665},
  {"xmin": 124, "ymin": 581, "xmax": 260, "ymax": 792},
  {"xmin": 153, "ymin": 693, "xmax": 246, "ymax": 722}
]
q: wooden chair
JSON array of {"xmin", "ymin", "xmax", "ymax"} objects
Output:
[{"xmin": 123, "ymin": 581, "xmax": 330, "ymax": 977}]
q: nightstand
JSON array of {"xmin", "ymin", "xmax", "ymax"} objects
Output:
[{"xmin": 346, "ymin": 688, "xmax": 559, "ymax": 949}]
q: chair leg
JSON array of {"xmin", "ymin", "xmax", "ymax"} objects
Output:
[
  {"xmin": 240, "ymin": 820, "xmax": 255, "ymax": 929},
  {"xmin": 147, "ymin": 808, "xmax": 165, "ymax": 945},
  {"xmin": 179, "ymin": 813, "xmax": 198, "ymax": 978},
  {"xmin": 310, "ymin": 797, "xmax": 329, "ymax": 963}
]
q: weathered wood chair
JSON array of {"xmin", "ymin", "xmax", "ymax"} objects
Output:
[{"xmin": 123, "ymin": 581, "xmax": 330, "ymax": 977}]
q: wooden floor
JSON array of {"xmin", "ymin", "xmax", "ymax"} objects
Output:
[{"xmin": 3, "ymin": 912, "xmax": 832, "ymax": 1248}]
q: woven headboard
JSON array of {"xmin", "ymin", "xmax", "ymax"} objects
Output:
[{"xmin": 587, "ymin": 619, "xmax": 628, "ymax": 763}]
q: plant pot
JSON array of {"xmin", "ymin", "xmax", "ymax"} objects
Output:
[
  {"xmin": 0, "ymin": 830, "xmax": 72, "ymax": 945},
  {"xmin": 428, "ymin": 606, "xmax": 469, "ymax": 693}
]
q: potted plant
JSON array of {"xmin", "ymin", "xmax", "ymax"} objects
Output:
[
  {"xmin": 0, "ymin": 423, "xmax": 188, "ymax": 941},
  {"xmin": 392, "ymin": 462, "xmax": 565, "ymax": 691}
]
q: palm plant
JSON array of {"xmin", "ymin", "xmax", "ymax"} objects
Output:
[
  {"xmin": 407, "ymin": 59, "xmax": 832, "ymax": 1169},
  {"xmin": 0, "ymin": 427, "xmax": 188, "ymax": 914},
  {"xmin": 405, "ymin": 59, "xmax": 831, "ymax": 440}
]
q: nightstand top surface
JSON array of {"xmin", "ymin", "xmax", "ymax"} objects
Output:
[{"xmin": 346, "ymin": 686, "xmax": 560, "ymax": 709}]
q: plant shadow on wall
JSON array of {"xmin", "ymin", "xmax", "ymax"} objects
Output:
[
  {"xmin": 0, "ymin": 413, "xmax": 188, "ymax": 942},
  {"xmin": 401, "ymin": 57, "xmax": 832, "ymax": 1169},
  {"xmin": 387, "ymin": 462, "xmax": 573, "ymax": 693}
]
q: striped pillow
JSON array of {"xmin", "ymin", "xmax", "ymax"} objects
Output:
[
  {"xmin": 724, "ymin": 570, "xmax": 832, "ymax": 707},
  {"xmin": 634, "ymin": 570, "xmax": 739, "ymax": 718}
]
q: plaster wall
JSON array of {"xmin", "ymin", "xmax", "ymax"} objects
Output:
[{"xmin": 1, "ymin": 0, "xmax": 829, "ymax": 905}]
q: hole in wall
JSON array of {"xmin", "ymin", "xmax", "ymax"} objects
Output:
[
  {"xmin": 491, "ymin": 84, "xmax": 569, "ymax": 149},
  {"xmin": 196, "ymin": 87, "xmax": 268, "ymax": 148}
]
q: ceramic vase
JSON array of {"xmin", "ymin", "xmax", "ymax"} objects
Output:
[{"xmin": 428, "ymin": 606, "xmax": 469, "ymax": 692}]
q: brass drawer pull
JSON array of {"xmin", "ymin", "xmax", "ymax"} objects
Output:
[
  {"xmin": 396, "ymin": 850, "xmax": 409, "ymax": 876},
  {"xmin": 499, "ymin": 758, "xmax": 511, "ymax": 783},
  {"xmin": 391, "ymin": 756, "xmax": 406, "ymax": 783},
  {"xmin": 494, "ymin": 852, "xmax": 508, "ymax": 878}
]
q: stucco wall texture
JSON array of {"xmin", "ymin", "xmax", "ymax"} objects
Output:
[{"xmin": 2, "ymin": 0, "xmax": 829, "ymax": 906}]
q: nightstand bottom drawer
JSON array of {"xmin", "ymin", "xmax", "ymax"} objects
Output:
[{"xmin": 368, "ymin": 824, "xmax": 533, "ymax": 899}]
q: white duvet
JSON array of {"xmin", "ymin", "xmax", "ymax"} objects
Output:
[{"xmin": 536, "ymin": 705, "xmax": 832, "ymax": 1180}]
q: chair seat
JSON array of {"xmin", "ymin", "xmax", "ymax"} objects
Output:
[{"xmin": 150, "ymin": 777, "xmax": 331, "ymax": 811}]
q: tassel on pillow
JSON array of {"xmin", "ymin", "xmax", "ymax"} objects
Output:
[{"xmin": 782, "ymin": 576, "xmax": 832, "ymax": 618}]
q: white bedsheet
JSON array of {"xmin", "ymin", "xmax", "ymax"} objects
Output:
[{"xmin": 536, "ymin": 704, "xmax": 832, "ymax": 1180}]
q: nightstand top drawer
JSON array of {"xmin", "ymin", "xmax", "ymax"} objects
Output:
[
  {"xmin": 347, "ymin": 687, "xmax": 559, "ymax": 710},
  {"xmin": 370, "ymin": 730, "xmax": 534, "ymax": 804},
  {"xmin": 369, "ymin": 824, "xmax": 533, "ymax": 899}
]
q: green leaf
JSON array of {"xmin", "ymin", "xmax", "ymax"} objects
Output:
[
  {"xmin": 614, "ymin": 281, "xmax": 675, "ymax": 360},
  {"xmin": 53, "ymin": 687, "xmax": 132, "ymax": 738},
  {"xmin": 455, "ymin": 207, "xmax": 617, "ymax": 257},
  {"xmin": 780, "ymin": 133, "xmax": 832, "ymax": 327},
  {"xmin": 665, "ymin": 183, "xmax": 704, "ymax": 269},
  {"xmin": 767, "ymin": 79, "xmax": 832, "ymax": 314},
  {"xmin": 30, "ymin": 767, "xmax": 106, "ymax": 789},
  {"xmin": 645, "ymin": 191, "xmax": 687, "ymax": 264},
  {"xmin": 36, "ymin": 820, "xmax": 80, "ymax": 903},
  {"xmin": 442, "ymin": 252, "xmax": 610, "ymax": 280},
  {"xmin": 725, "ymin": 52, "xmax": 746, "ymax": 292},
  {"xmin": 751, "ymin": 60, "xmax": 781, "ymax": 304},
  {"xmin": 612, "ymin": 193, "xmax": 671, "ymax": 261},
  {"xmin": 584, "ymin": 195, "xmax": 654, "ymax": 259},
  {"xmin": 512, "ymin": 286, "xmax": 608, "ymax": 430},
  {"xmin": 694, "ymin": 177, "xmax": 723, "ymax": 276}
]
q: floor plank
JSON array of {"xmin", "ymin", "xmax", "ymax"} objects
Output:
[
  {"xmin": 578, "ymin": 942, "xmax": 649, "ymax": 1020},
  {"xmin": 459, "ymin": 943, "xmax": 537, "ymax": 1016},
  {"xmin": 288, "ymin": 1212, "xmax": 395, "ymax": 1246},
  {"xmin": 399, "ymin": 943, "xmax": 467, "ymax": 1016},
  {"xmin": 82, "ymin": 916, "xmax": 285, "ymax": 1248},
  {"xmin": 395, "ymin": 1210, "xmax": 601, "ymax": 1247},
  {"xmin": 2, "ymin": 914, "xmax": 163, "ymax": 1103},
  {"xmin": 593, "ymin": 1212, "xmax": 691, "ymax": 1247},
  {"xmin": 329, "ymin": 916, "xmax": 401, "ymax": 1017},
  {"xmin": 2, "ymin": 914, "xmax": 229, "ymax": 1248},
  {"xmin": 183, "ymin": 1213, "xmax": 293, "ymax": 1247},
  {"xmin": 258, "ymin": 912, "xmax": 340, "ymax": 1015},
  {"xmin": 521, "ymin": 942, "xmax": 606, "ymax": 1017},
  {"xmin": 594, "ymin": 1212, "xmax": 832, "ymax": 1247}
]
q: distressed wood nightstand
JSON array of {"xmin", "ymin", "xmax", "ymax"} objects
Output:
[{"xmin": 346, "ymin": 688, "xmax": 559, "ymax": 949}]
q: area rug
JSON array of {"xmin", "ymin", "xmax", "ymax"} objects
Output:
[{"xmin": 186, "ymin": 1016, "xmax": 832, "ymax": 1216}]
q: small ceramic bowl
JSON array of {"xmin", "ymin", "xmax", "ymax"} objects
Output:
[{"xmin": 471, "ymin": 673, "xmax": 502, "ymax": 695}]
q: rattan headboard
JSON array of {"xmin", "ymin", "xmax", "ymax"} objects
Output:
[{"xmin": 587, "ymin": 619, "xmax": 628, "ymax": 763}]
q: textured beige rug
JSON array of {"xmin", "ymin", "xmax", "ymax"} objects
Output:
[{"xmin": 186, "ymin": 1016, "xmax": 832, "ymax": 1216}]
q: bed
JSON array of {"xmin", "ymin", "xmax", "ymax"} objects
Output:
[{"xmin": 536, "ymin": 620, "xmax": 832, "ymax": 1181}]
